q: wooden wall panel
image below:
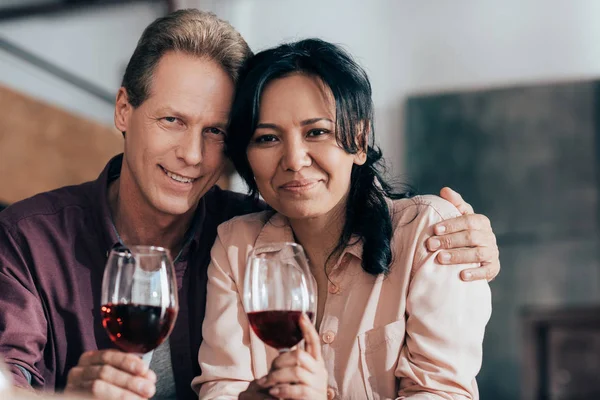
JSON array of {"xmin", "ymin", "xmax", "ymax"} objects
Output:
[{"xmin": 0, "ymin": 84, "xmax": 122, "ymax": 204}]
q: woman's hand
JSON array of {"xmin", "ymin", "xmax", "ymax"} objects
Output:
[
  {"xmin": 257, "ymin": 314, "xmax": 328, "ymax": 399},
  {"xmin": 238, "ymin": 379, "xmax": 277, "ymax": 400},
  {"xmin": 433, "ymin": 187, "xmax": 500, "ymax": 282}
]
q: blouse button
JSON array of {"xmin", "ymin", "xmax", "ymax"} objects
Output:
[
  {"xmin": 328, "ymin": 284, "xmax": 340, "ymax": 294},
  {"xmin": 322, "ymin": 331, "xmax": 335, "ymax": 344},
  {"xmin": 327, "ymin": 387, "xmax": 336, "ymax": 399}
]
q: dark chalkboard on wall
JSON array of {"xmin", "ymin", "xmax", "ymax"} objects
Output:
[{"xmin": 405, "ymin": 80, "xmax": 600, "ymax": 400}]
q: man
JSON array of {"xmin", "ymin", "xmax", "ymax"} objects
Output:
[{"xmin": 0, "ymin": 9, "xmax": 499, "ymax": 400}]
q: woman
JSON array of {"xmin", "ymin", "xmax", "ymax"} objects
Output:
[{"xmin": 193, "ymin": 39, "xmax": 492, "ymax": 399}]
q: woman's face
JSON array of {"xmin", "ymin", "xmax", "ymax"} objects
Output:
[{"xmin": 247, "ymin": 74, "xmax": 366, "ymax": 221}]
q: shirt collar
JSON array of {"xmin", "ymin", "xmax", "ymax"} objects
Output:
[
  {"xmin": 254, "ymin": 211, "xmax": 295, "ymax": 252},
  {"xmin": 91, "ymin": 154, "xmax": 123, "ymax": 255},
  {"xmin": 253, "ymin": 211, "xmax": 364, "ymax": 265}
]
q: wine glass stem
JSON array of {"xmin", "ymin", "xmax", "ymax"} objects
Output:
[{"xmin": 134, "ymin": 352, "xmax": 153, "ymax": 367}]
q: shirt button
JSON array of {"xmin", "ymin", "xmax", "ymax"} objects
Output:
[
  {"xmin": 322, "ymin": 331, "xmax": 335, "ymax": 344},
  {"xmin": 328, "ymin": 284, "xmax": 340, "ymax": 294},
  {"xmin": 327, "ymin": 387, "xmax": 336, "ymax": 399}
]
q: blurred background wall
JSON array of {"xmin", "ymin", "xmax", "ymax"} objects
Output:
[
  {"xmin": 2, "ymin": 1, "xmax": 600, "ymax": 398},
  {"xmin": 181, "ymin": 0, "xmax": 600, "ymax": 179}
]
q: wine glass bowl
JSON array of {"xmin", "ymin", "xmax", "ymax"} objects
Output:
[
  {"xmin": 244, "ymin": 242, "xmax": 317, "ymax": 351},
  {"xmin": 101, "ymin": 246, "xmax": 178, "ymax": 355}
]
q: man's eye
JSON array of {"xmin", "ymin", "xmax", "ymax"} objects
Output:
[
  {"xmin": 164, "ymin": 117, "xmax": 178, "ymax": 123},
  {"xmin": 206, "ymin": 127, "xmax": 225, "ymax": 136}
]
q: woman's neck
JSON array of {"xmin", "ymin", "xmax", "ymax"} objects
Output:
[
  {"xmin": 289, "ymin": 205, "xmax": 345, "ymax": 276},
  {"xmin": 289, "ymin": 205, "xmax": 346, "ymax": 331}
]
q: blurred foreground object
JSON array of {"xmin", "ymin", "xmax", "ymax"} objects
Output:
[
  {"xmin": 0, "ymin": 357, "xmax": 11, "ymax": 394},
  {"xmin": 0, "ymin": 84, "xmax": 122, "ymax": 205},
  {"xmin": 0, "ymin": 356, "xmax": 91, "ymax": 399}
]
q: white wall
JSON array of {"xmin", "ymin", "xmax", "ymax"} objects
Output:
[
  {"xmin": 0, "ymin": 2, "xmax": 165, "ymax": 125},
  {"xmin": 183, "ymin": 0, "xmax": 600, "ymax": 177}
]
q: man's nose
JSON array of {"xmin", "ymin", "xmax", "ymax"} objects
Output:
[{"xmin": 177, "ymin": 132, "xmax": 203, "ymax": 166}]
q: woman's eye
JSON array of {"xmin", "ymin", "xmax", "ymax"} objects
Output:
[
  {"xmin": 254, "ymin": 134, "xmax": 278, "ymax": 143},
  {"xmin": 307, "ymin": 129, "xmax": 330, "ymax": 137}
]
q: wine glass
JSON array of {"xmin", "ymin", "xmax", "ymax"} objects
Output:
[
  {"xmin": 100, "ymin": 246, "xmax": 178, "ymax": 358},
  {"xmin": 243, "ymin": 242, "xmax": 317, "ymax": 352}
]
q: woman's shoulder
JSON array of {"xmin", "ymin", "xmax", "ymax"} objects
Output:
[
  {"xmin": 390, "ymin": 194, "xmax": 462, "ymax": 226},
  {"xmin": 216, "ymin": 210, "xmax": 276, "ymax": 243}
]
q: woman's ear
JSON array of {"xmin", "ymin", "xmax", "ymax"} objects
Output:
[
  {"xmin": 354, "ymin": 149, "xmax": 367, "ymax": 166},
  {"xmin": 114, "ymin": 87, "xmax": 132, "ymax": 134},
  {"xmin": 353, "ymin": 121, "xmax": 369, "ymax": 165}
]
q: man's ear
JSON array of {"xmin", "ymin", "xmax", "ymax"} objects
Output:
[{"xmin": 114, "ymin": 87, "xmax": 132, "ymax": 134}]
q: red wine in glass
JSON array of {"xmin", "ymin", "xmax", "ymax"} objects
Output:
[
  {"xmin": 101, "ymin": 246, "xmax": 178, "ymax": 358},
  {"xmin": 247, "ymin": 310, "xmax": 315, "ymax": 350},
  {"xmin": 101, "ymin": 303, "xmax": 177, "ymax": 354},
  {"xmin": 244, "ymin": 242, "xmax": 317, "ymax": 352}
]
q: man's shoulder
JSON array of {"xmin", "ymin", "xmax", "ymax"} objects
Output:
[
  {"xmin": 0, "ymin": 182, "xmax": 95, "ymax": 230},
  {"xmin": 203, "ymin": 186, "xmax": 267, "ymax": 223}
]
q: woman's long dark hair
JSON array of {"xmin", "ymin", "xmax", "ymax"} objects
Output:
[{"xmin": 227, "ymin": 38, "xmax": 412, "ymax": 275}]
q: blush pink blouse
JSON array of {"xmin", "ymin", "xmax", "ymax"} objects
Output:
[{"xmin": 193, "ymin": 195, "xmax": 492, "ymax": 399}]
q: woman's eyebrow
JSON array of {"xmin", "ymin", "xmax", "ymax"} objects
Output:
[
  {"xmin": 256, "ymin": 117, "xmax": 333, "ymax": 130},
  {"xmin": 255, "ymin": 122, "xmax": 280, "ymax": 130},
  {"xmin": 300, "ymin": 117, "xmax": 334, "ymax": 126}
]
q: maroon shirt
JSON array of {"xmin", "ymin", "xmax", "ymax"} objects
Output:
[{"xmin": 0, "ymin": 154, "xmax": 263, "ymax": 398}]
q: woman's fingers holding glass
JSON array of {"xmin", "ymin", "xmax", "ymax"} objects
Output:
[
  {"xmin": 269, "ymin": 383, "xmax": 324, "ymax": 400},
  {"xmin": 299, "ymin": 313, "xmax": 322, "ymax": 361},
  {"xmin": 269, "ymin": 349, "xmax": 321, "ymax": 375},
  {"xmin": 239, "ymin": 379, "xmax": 277, "ymax": 400},
  {"xmin": 263, "ymin": 359, "xmax": 328, "ymax": 399}
]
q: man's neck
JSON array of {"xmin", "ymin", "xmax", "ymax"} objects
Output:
[{"xmin": 107, "ymin": 176, "xmax": 195, "ymax": 258}]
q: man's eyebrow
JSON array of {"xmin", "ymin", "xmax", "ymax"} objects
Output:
[
  {"xmin": 155, "ymin": 108, "xmax": 229, "ymax": 128},
  {"xmin": 154, "ymin": 107, "xmax": 187, "ymax": 118},
  {"xmin": 212, "ymin": 121, "xmax": 229, "ymax": 130}
]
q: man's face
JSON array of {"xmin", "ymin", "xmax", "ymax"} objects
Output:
[{"xmin": 115, "ymin": 51, "xmax": 234, "ymax": 216}]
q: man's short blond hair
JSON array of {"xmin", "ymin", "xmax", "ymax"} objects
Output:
[{"xmin": 122, "ymin": 9, "xmax": 252, "ymax": 107}]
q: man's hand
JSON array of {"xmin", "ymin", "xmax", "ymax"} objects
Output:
[
  {"xmin": 430, "ymin": 187, "xmax": 500, "ymax": 282},
  {"xmin": 65, "ymin": 350, "xmax": 156, "ymax": 400}
]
